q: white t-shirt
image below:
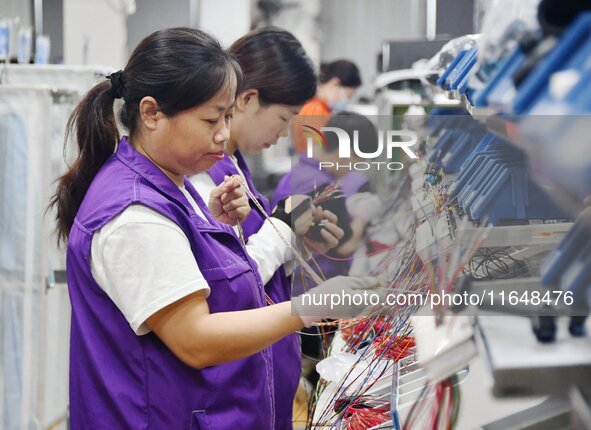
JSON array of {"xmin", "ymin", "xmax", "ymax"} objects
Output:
[
  {"xmin": 91, "ymin": 185, "xmax": 210, "ymax": 336},
  {"xmin": 179, "ymin": 184, "xmax": 208, "ymax": 220},
  {"xmin": 90, "ymin": 182, "xmax": 291, "ymax": 336}
]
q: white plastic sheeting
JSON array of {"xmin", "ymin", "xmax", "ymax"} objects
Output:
[
  {"xmin": 2, "ymin": 64, "xmax": 110, "ymax": 94},
  {"xmin": 0, "ymin": 87, "xmax": 52, "ymax": 430},
  {"xmin": 0, "ymin": 66, "xmax": 103, "ymax": 430}
]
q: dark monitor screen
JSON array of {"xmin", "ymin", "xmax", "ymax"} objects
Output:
[{"xmin": 380, "ymin": 38, "xmax": 451, "ymax": 72}]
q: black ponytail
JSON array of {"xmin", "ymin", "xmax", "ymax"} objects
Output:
[
  {"xmin": 50, "ymin": 27, "xmax": 242, "ymax": 244},
  {"xmin": 50, "ymin": 80, "xmax": 119, "ymax": 245}
]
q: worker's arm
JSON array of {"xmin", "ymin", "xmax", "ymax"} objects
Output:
[
  {"xmin": 146, "ymin": 291, "xmax": 303, "ymax": 369},
  {"xmin": 146, "ymin": 275, "xmax": 383, "ymax": 369}
]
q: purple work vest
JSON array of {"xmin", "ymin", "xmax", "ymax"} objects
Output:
[
  {"xmin": 66, "ymin": 138, "xmax": 275, "ymax": 429},
  {"xmin": 208, "ymin": 152, "xmax": 300, "ymax": 430}
]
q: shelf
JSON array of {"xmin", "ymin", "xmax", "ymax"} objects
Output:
[
  {"xmin": 477, "ymin": 315, "xmax": 591, "ymax": 397},
  {"xmin": 465, "ymin": 101, "xmax": 498, "ymax": 118},
  {"xmin": 458, "ymin": 222, "xmax": 573, "ymax": 248}
]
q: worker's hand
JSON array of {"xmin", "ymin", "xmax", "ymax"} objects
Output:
[
  {"xmin": 346, "ymin": 192, "xmax": 383, "ymax": 224},
  {"xmin": 272, "ymin": 195, "xmax": 314, "ymax": 235},
  {"xmin": 304, "ymin": 207, "xmax": 344, "ymax": 253},
  {"xmin": 287, "ymin": 195, "xmax": 315, "ymax": 235},
  {"xmin": 292, "ymin": 276, "xmax": 387, "ymax": 326},
  {"xmin": 209, "ymin": 175, "xmax": 250, "ymax": 226}
]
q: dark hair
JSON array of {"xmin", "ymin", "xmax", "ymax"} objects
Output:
[
  {"xmin": 229, "ymin": 26, "xmax": 316, "ymax": 106},
  {"xmin": 50, "ymin": 27, "xmax": 242, "ymax": 244},
  {"xmin": 324, "ymin": 112, "xmax": 378, "ymax": 154},
  {"xmin": 320, "ymin": 59, "xmax": 362, "ymax": 87}
]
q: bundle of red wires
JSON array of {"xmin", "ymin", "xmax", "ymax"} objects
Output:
[
  {"xmin": 373, "ymin": 336, "xmax": 415, "ymax": 361},
  {"xmin": 343, "ymin": 403, "xmax": 391, "ymax": 430},
  {"xmin": 341, "ymin": 318, "xmax": 393, "ymax": 349}
]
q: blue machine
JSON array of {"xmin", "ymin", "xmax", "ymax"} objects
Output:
[
  {"xmin": 513, "ymin": 13, "xmax": 591, "ymax": 115},
  {"xmin": 427, "ymin": 13, "xmax": 591, "ymax": 342},
  {"xmin": 534, "ymin": 218, "xmax": 591, "ymax": 342},
  {"xmin": 472, "ymin": 47, "xmax": 528, "ymax": 111}
]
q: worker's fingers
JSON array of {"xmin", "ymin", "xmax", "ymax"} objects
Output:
[
  {"xmin": 322, "ymin": 209, "xmax": 338, "ymax": 224},
  {"xmin": 221, "ymin": 187, "xmax": 246, "ymax": 205},
  {"xmin": 322, "ymin": 220, "xmax": 344, "ymax": 240},
  {"xmin": 318, "ymin": 227, "xmax": 340, "ymax": 248},
  {"xmin": 312, "ymin": 205, "xmax": 324, "ymax": 222},
  {"xmin": 226, "ymin": 206, "xmax": 250, "ymax": 223},
  {"xmin": 222, "ymin": 195, "xmax": 249, "ymax": 213}
]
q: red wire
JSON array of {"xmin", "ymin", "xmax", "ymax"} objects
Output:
[
  {"xmin": 431, "ymin": 382, "xmax": 443, "ymax": 430},
  {"xmin": 343, "ymin": 402, "xmax": 391, "ymax": 430},
  {"xmin": 373, "ymin": 336, "xmax": 415, "ymax": 361},
  {"xmin": 341, "ymin": 318, "xmax": 393, "ymax": 349}
]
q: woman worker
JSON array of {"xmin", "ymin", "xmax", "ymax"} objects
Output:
[
  {"xmin": 190, "ymin": 27, "xmax": 345, "ymax": 429},
  {"xmin": 292, "ymin": 59, "xmax": 362, "ymax": 153},
  {"xmin": 273, "ymin": 112, "xmax": 383, "ymax": 279},
  {"xmin": 52, "ymin": 28, "xmax": 381, "ymax": 429}
]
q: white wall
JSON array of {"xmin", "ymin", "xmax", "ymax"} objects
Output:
[
  {"xmin": 127, "ymin": 0, "xmax": 192, "ymax": 58},
  {"xmin": 64, "ymin": 0, "xmax": 252, "ymax": 72},
  {"xmin": 320, "ymin": 0, "xmax": 428, "ymax": 98},
  {"xmin": 0, "ymin": 0, "xmax": 32, "ymax": 28},
  {"xmin": 199, "ymin": 0, "xmax": 251, "ymax": 48},
  {"xmin": 127, "ymin": 0, "xmax": 250, "ymax": 58},
  {"xmin": 63, "ymin": 0, "xmax": 127, "ymax": 68}
]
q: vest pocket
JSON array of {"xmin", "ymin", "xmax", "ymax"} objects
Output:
[
  {"xmin": 190, "ymin": 410, "xmax": 211, "ymax": 430},
  {"xmin": 201, "ymin": 260, "xmax": 251, "ymax": 281}
]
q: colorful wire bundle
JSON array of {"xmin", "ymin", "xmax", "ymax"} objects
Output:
[
  {"xmin": 373, "ymin": 336, "xmax": 415, "ymax": 362},
  {"xmin": 300, "ymin": 166, "xmax": 490, "ymax": 429},
  {"xmin": 402, "ymin": 375, "xmax": 461, "ymax": 430},
  {"xmin": 342, "ymin": 402, "xmax": 391, "ymax": 430},
  {"xmin": 341, "ymin": 317, "xmax": 393, "ymax": 350},
  {"xmin": 312, "ymin": 182, "xmax": 346, "ymax": 206},
  {"xmin": 232, "ymin": 165, "xmax": 486, "ymax": 430}
]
